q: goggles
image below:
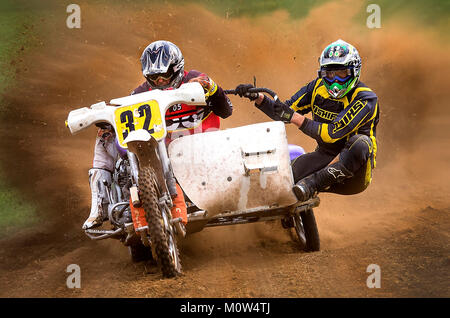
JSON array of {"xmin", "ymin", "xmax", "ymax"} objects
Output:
[
  {"xmin": 145, "ymin": 68, "xmax": 174, "ymax": 84},
  {"xmin": 319, "ymin": 67, "xmax": 353, "ymax": 85}
]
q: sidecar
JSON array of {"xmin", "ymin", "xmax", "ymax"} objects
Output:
[{"xmin": 168, "ymin": 121, "xmax": 320, "ymax": 251}]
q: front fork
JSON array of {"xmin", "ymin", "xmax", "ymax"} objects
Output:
[
  {"xmin": 157, "ymin": 141, "xmax": 178, "ymax": 200},
  {"xmin": 127, "ymin": 151, "xmax": 141, "ymax": 206},
  {"xmin": 127, "ymin": 139, "xmax": 175, "ymax": 202},
  {"xmin": 126, "ymin": 138, "xmax": 182, "ymax": 246},
  {"xmin": 126, "ymin": 136, "xmax": 177, "ymax": 211}
]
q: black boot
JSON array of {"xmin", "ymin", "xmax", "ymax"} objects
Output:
[{"xmin": 293, "ymin": 162, "xmax": 353, "ymax": 202}]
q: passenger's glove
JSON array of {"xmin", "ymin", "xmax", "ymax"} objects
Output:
[
  {"xmin": 235, "ymin": 84, "xmax": 258, "ymax": 101},
  {"xmin": 273, "ymin": 99, "xmax": 294, "ymax": 123}
]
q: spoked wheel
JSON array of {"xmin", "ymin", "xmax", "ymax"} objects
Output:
[
  {"xmin": 300, "ymin": 208, "xmax": 320, "ymax": 252},
  {"xmin": 139, "ymin": 165, "xmax": 182, "ymax": 277},
  {"xmin": 292, "ymin": 214, "xmax": 307, "ymax": 250},
  {"xmin": 161, "ymin": 203, "xmax": 182, "ymax": 273},
  {"xmin": 286, "ymin": 208, "xmax": 320, "ymax": 252}
]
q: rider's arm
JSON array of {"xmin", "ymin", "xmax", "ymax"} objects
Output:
[
  {"xmin": 297, "ymin": 90, "xmax": 378, "ymax": 143},
  {"xmin": 207, "ymin": 85, "xmax": 233, "ymax": 119},
  {"xmin": 186, "ymin": 70, "xmax": 233, "ymax": 119},
  {"xmin": 254, "ymin": 79, "xmax": 317, "ymax": 120}
]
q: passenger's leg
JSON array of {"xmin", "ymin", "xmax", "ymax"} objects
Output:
[{"xmin": 293, "ymin": 135, "xmax": 373, "ymax": 201}]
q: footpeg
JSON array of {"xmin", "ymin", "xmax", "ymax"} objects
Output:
[{"xmin": 84, "ymin": 228, "xmax": 123, "ymax": 240}]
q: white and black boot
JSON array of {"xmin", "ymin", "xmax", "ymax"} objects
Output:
[
  {"xmin": 82, "ymin": 168, "xmax": 112, "ymax": 230},
  {"xmin": 293, "ymin": 162, "xmax": 353, "ymax": 202}
]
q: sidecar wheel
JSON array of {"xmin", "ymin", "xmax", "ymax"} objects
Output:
[
  {"xmin": 300, "ymin": 208, "xmax": 320, "ymax": 252},
  {"xmin": 292, "ymin": 214, "xmax": 307, "ymax": 250},
  {"xmin": 140, "ymin": 166, "xmax": 182, "ymax": 278}
]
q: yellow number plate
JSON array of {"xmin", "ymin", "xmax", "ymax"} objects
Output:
[{"xmin": 114, "ymin": 100, "xmax": 164, "ymax": 148}]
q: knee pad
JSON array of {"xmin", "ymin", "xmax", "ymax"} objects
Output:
[{"xmin": 341, "ymin": 135, "xmax": 373, "ymax": 173}]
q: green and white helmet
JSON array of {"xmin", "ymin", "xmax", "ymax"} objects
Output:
[{"xmin": 318, "ymin": 39, "xmax": 362, "ymax": 99}]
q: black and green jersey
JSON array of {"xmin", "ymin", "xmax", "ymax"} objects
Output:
[{"xmin": 259, "ymin": 78, "xmax": 379, "ymax": 166}]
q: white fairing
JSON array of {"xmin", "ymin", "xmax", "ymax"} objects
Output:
[
  {"xmin": 66, "ymin": 102, "xmax": 116, "ymax": 135},
  {"xmin": 66, "ymin": 82, "xmax": 206, "ymax": 139},
  {"xmin": 110, "ymin": 81, "xmax": 205, "ymax": 108},
  {"xmin": 168, "ymin": 121, "xmax": 298, "ymax": 216}
]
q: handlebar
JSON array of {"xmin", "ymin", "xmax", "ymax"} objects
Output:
[{"xmin": 224, "ymin": 87, "xmax": 279, "ymax": 101}]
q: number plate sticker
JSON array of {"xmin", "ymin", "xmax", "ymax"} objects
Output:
[{"xmin": 114, "ymin": 100, "xmax": 164, "ymax": 148}]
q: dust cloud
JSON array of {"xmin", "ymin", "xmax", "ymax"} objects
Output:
[{"xmin": 1, "ymin": 0, "xmax": 448, "ymax": 256}]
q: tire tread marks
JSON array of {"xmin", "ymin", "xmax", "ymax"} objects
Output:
[{"xmin": 140, "ymin": 166, "xmax": 181, "ymax": 277}]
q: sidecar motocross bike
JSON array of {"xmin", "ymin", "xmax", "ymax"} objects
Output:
[{"xmin": 66, "ymin": 82, "xmax": 320, "ymax": 278}]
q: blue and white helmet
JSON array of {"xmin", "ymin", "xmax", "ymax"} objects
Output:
[{"xmin": 140, "ymin": 40, "xmax": 185, "ymax": 89}]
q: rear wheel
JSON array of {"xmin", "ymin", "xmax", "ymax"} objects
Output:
[
  {"xmin": 139, "ymin": 166, "xmax": 182, "ymax": 277},
  {"xmin": 128, "ymin": 242, "xmax": 154, "ymax": 263}
]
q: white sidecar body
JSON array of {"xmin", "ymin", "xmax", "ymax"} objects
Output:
[{"xmin": 168, "ymin": 121, "xmax": 298, "ymax": 217}]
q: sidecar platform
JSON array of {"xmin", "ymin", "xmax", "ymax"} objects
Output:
[
  {"xmin": 185, "ymin": 197, "xmax": 320, "ymax": 234},
  {"xmin": 168, "ymin": 121, "xmax": 317, "ymax": 235}
]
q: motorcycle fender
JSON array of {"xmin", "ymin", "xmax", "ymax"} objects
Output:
[
  {"xmin": 125, "ymin": 131, "xmax": 167, "ymax": 194},
  {"xmin": 123, "ymin": 129, "xmax": 152, "ymax": 144}
]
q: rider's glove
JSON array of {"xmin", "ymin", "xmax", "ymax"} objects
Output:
[
  {"xmin": 95, "ymin": 122, "xmax": 114, "ymax": 140},
  {"xmin": 273, "ymin": 99, "xmax": 295, "ymax": 123},
  {"xmin": 189, "ymin": 75, "xmax": 218, "ymax": 98},
  {"xmin": 95, "ymin": 122, "xmax": 113, "ymax": 130},
  {"xmin": 235, "ymin": 84, "xmax": 258, "ymax": 101}
]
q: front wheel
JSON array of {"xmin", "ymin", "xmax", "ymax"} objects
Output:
[{"xmin": 139, "ymin": 166, "xmax": 182, "ymax": 277}]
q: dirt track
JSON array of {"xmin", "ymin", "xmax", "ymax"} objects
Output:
[{"xmin": 0, "ymin": 1, "xmax": 449, "ymax": 298}]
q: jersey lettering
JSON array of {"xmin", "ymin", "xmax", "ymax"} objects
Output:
[
  {"xmin": 313, "ymin": 105, "xmax": 339, "ymax": 121},
  {"xmin": 332, "ymin": 100, "xmax": 366, "ymax": 134}
]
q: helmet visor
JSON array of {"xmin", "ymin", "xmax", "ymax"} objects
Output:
[
  {"xmin": 320, "ymin": 67, "xmax": 352, "ymax": 85},
  {"xmin": 145, "ymin": 67, "xmax": 174, "ymax": 84}
]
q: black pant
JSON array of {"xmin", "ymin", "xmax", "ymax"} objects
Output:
[{"xmin": 291, "ymin": 134, "xmax": 374, "ymax": 195}]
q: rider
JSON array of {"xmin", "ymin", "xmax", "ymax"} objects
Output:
[
  {"xmin": 236, "ymin": 39, "xmax": 379, "ymax": 201},
  {"xmin": 83, "ymin": 40, "xmax": 233, "ymax": 230}
]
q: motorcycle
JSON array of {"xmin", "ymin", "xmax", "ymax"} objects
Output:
[{"xmin": 65, "ymin": 83, "xmax": 320, "ymax": 278}]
